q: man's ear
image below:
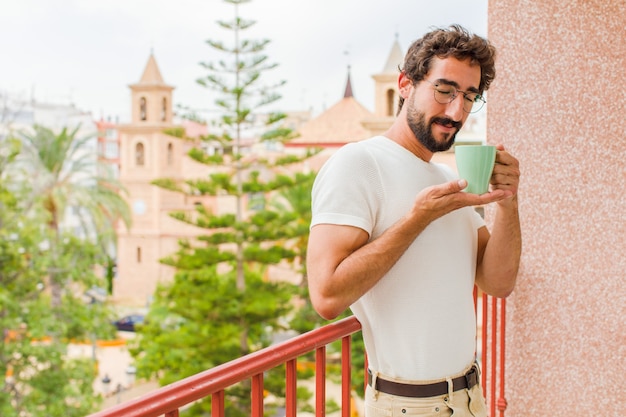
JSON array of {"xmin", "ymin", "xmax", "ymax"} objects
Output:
[{"xmin": 398, "ymin": 72, "xmax": 413, "ymax": 98}]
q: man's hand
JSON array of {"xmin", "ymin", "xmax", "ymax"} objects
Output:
[
  {"xmin": 490, "ymin": 144, "xmax": 520, "ymax": 205},
  {"xmin": 475, "ymin": 143, "xmax": 521, "ymax": 298},
  {"xmin": 411, "ymin": 178, "xmax": 512, "ymax": 225}
]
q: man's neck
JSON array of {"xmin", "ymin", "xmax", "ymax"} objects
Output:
[{"xmin": 383, "ymin": 122, "xmax": 434, "ymax": 163}]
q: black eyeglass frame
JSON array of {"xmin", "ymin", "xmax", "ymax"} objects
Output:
[{"xmin": 424, "ymin": 79, "xmax": 486, "ymax": 113}]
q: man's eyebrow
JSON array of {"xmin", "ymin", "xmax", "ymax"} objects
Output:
[{"xmin": 434, "ymin": 78, "xmax": 481, "ymax": 94}]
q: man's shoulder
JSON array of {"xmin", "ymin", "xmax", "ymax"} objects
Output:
[
  {"xmin": 358, "ymin": 135, "xmax": 390, "ymax": 147},
  {"xmin": 317, "ymin": 137, "xmax": 386, "ymax": 177},
  {"xmin": 337, "ymin": 136, "xmax": 391, "ymax": 155}
]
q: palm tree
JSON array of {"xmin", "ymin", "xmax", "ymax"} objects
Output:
[{"xmin": 13, "ymin": 124, "xmax": 131, "ymax": 306}]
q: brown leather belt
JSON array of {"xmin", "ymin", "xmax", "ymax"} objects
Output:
[{"xmin": 367, "ymin": 365, "xmax": 479, "ymax": 398}]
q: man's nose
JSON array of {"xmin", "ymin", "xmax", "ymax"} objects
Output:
[{"xmin": 445, "ymin": 94, "xmax": 466, "ymax": 121}]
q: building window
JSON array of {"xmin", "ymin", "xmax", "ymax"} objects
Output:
[
  {"xmin": 105, "ymin": 142, "xmax": 119, "ymax": 159},
  {"xmin": 140, "ymin": 97, "xmax": 147, "ymax": 121},
  {"xmin": 135, "ymin": 142, "xmax": 145, "ymax": 166},
  {"xmin": 167, "ymin": 143, "xmax": 173, "ymax": 166},
  {"xmin": 386, "ymin": 89, "xmax": 395, "ymax": 116},
  {"xmin": 161, "ymin": 97, "xmax": 167, "ymax": 121},
  {"xmin": 105, "ymin": 128, "xmax": 117, "ymax": 139},
  {"xmin": 136, "ymin": 247, "xmax": 142, "ymax": 263}
]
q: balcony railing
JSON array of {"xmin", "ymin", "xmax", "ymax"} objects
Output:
[{"xmin": 88, "ymin": 290, "xmax": 507, "ymax": 417}]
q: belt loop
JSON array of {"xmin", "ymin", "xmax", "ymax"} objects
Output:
[
  {"xmin": 446, "ymin": 376, "xmax": 454, "ymax": 402},
  {"xmin": 371, "ymin": 370, "xmax": 379, "ymax": 400},
  {"xmin": 470, "ymin": 361, "xmax": 480, "ymax": 388},
  {"xmin": 474, "ymin": 360, "xmax": 481, "ymax": 381}
]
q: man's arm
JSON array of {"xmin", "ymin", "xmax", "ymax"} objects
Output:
[
  {"xmin": 475, "ymin": 145, "xmax": 522, "ymax": 297},
  {"xmin": 307, "ymin": 179, "xmax": 513, "ymax": 320},
  {"xmin": 307, "ymin": 219, "xmax": 423, "ymax": 320}
]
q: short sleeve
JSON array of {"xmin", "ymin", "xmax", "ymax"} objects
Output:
[{"xmin": 310, "ymin": 143, "xmax": 383, "ymax": 236}]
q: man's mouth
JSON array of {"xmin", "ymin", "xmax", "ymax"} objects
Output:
[{"xmin": 432, "ymin": 117, "xmax": 462, "ymax": 130}]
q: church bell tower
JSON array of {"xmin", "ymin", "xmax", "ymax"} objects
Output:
[
  {"xmin": 362, "ymin": 36, "xmax": 404, "ymax": 135},
  {"xmin": 114, "ymin": 53, "xmax": 182, "ymax": 306}
]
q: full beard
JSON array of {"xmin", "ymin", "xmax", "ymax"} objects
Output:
[{"xmin": 406, "ymin": 105, "xmax": 462, "ymax": 153}]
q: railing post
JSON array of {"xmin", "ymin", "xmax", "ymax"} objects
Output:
[
  {"xmin": 481, "ymin": 292, "xmax": 488, "ymax": 394},
  {"xmin": 285, "ymin": 359, "xmax": 297, "ymax": 417},
  {"xmin": 212, "ymin": 390, "xmax": 224, "ymax": 417},
  {"xmin": 251, "ymin": 373, "xmax": 263, "ymax": 417},
  {"xmin": 497, "ymin": 298, "xmax": 508, "ymax": 417},
  {"xmin": 490, "ymin": 297, "xmax": 497, "ymax": 417},
  {"xmin": 341, "ymin": 336, "xmax": 352, "ymax": 417},
  {"xmin": 315, "ymin": 346, "xmax": 326, "ymax": 417}
]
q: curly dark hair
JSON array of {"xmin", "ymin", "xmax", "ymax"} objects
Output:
[{"xmin": 397, "ymin": 24, "xmax": 496, "ymax": 114}]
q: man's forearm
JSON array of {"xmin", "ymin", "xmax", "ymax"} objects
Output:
[{"xmin": 476, "ymin": 198, "xmax": 522, "ymax": 297}]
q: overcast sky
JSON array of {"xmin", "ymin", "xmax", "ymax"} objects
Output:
[{"xmin": 0, "ymin": 0, "xmax": 488, "ymax": 123}]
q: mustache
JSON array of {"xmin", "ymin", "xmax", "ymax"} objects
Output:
[{"xmin": 431, "ymin": 117, "xmax": 462, "ymax": 130}]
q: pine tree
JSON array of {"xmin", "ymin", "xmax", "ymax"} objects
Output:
[{"xmin": 131, "ymin": 1, "xmax": 322, "ymax": 415}]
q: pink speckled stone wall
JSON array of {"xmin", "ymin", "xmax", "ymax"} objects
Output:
[{"xmin": 487, "ymin": 1, "xmax": 625, "ymax": 415}]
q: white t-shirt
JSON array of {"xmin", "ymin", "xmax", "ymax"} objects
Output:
[{"xmin": 311, "ymin": 136, "xmax": 485, "ymax": 381}]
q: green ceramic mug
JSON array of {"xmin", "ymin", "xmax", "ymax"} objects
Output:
[{"xmin": 454, "ymin": 145, "xmax": 496, "ymax": 194}]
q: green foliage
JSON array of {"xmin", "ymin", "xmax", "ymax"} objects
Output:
[
  {"xmin": 0, "ymin": 179, "xmax": 115, "ymax": 416},
  {"xmin": 0, "ymin": 125, "xmax": 127, "ymax": 415},
  {"xmin": 187, "ymin": 147, "xmax": 224, "ymax": 164},
  {"xmin": 151, "ymin": 178, "xmax": 183, "ymax": 193},
  {"xmin": 162, "ymin": 126, "xmax": 187, "ymax": 139}
]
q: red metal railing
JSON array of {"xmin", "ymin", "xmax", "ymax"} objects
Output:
[
  {"xmin": 89, "ymin": 291, "xmax": 507, "ymax": 417},
  {"xmin": 88, "ymin": 317, "xmax": 362, "ymax": 417},
  {"xmin": 476, "ymin": 289, "xmax": 508, "ymax": 417}
]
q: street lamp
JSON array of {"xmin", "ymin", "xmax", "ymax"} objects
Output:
[
  {"xmin": 101, "ymin": 374, "xmax": 111, "ymax": 396},
  {"xmin": 84, "ymin": 286, "xmax": 107, "ymax": 368},
  {"xmin": 115, "ymin": 383, "xmax": 124, "ymax": 404},
  {"xmin": 125, "ymin": 365, "xmax": 137, "ymax": 387}
]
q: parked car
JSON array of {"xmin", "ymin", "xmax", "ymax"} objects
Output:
[{"xmin": 112, "ymin": 314, "xmax": 144, "ymax": 332}]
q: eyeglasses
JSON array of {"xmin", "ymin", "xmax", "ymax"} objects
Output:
[{"xmin": 424, "ymin": 79, "xmax": 486, "ymax": 113}]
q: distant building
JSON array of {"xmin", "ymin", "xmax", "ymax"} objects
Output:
[
  {"xmin": 95, "ymin": 118, "xmax": 121, "ymax": 178},
  {"xmin": 0, "ymin": 91, "xmax": 95, "ymax": 138},
  {"xmin": 113, "ymin": 54, "xmax": 219, "ymax": 306}
]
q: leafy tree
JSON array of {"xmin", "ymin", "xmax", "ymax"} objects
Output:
[{"xmin": 0, "ymin": 135, "xmax": 118, "ymax": 416}]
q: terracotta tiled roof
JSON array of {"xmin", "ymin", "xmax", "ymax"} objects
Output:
[
  {"xmin": 181, "ymin": 119, "xmax": 208, "ymax": 139},
  {"xmin": 288, "ymin": 96, "xmax": 374, "ymax": 146}
]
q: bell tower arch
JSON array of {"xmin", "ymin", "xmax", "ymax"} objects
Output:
[{"xmin": 129, "ymin": 53, "xmax": 174, "ymax": 125}]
